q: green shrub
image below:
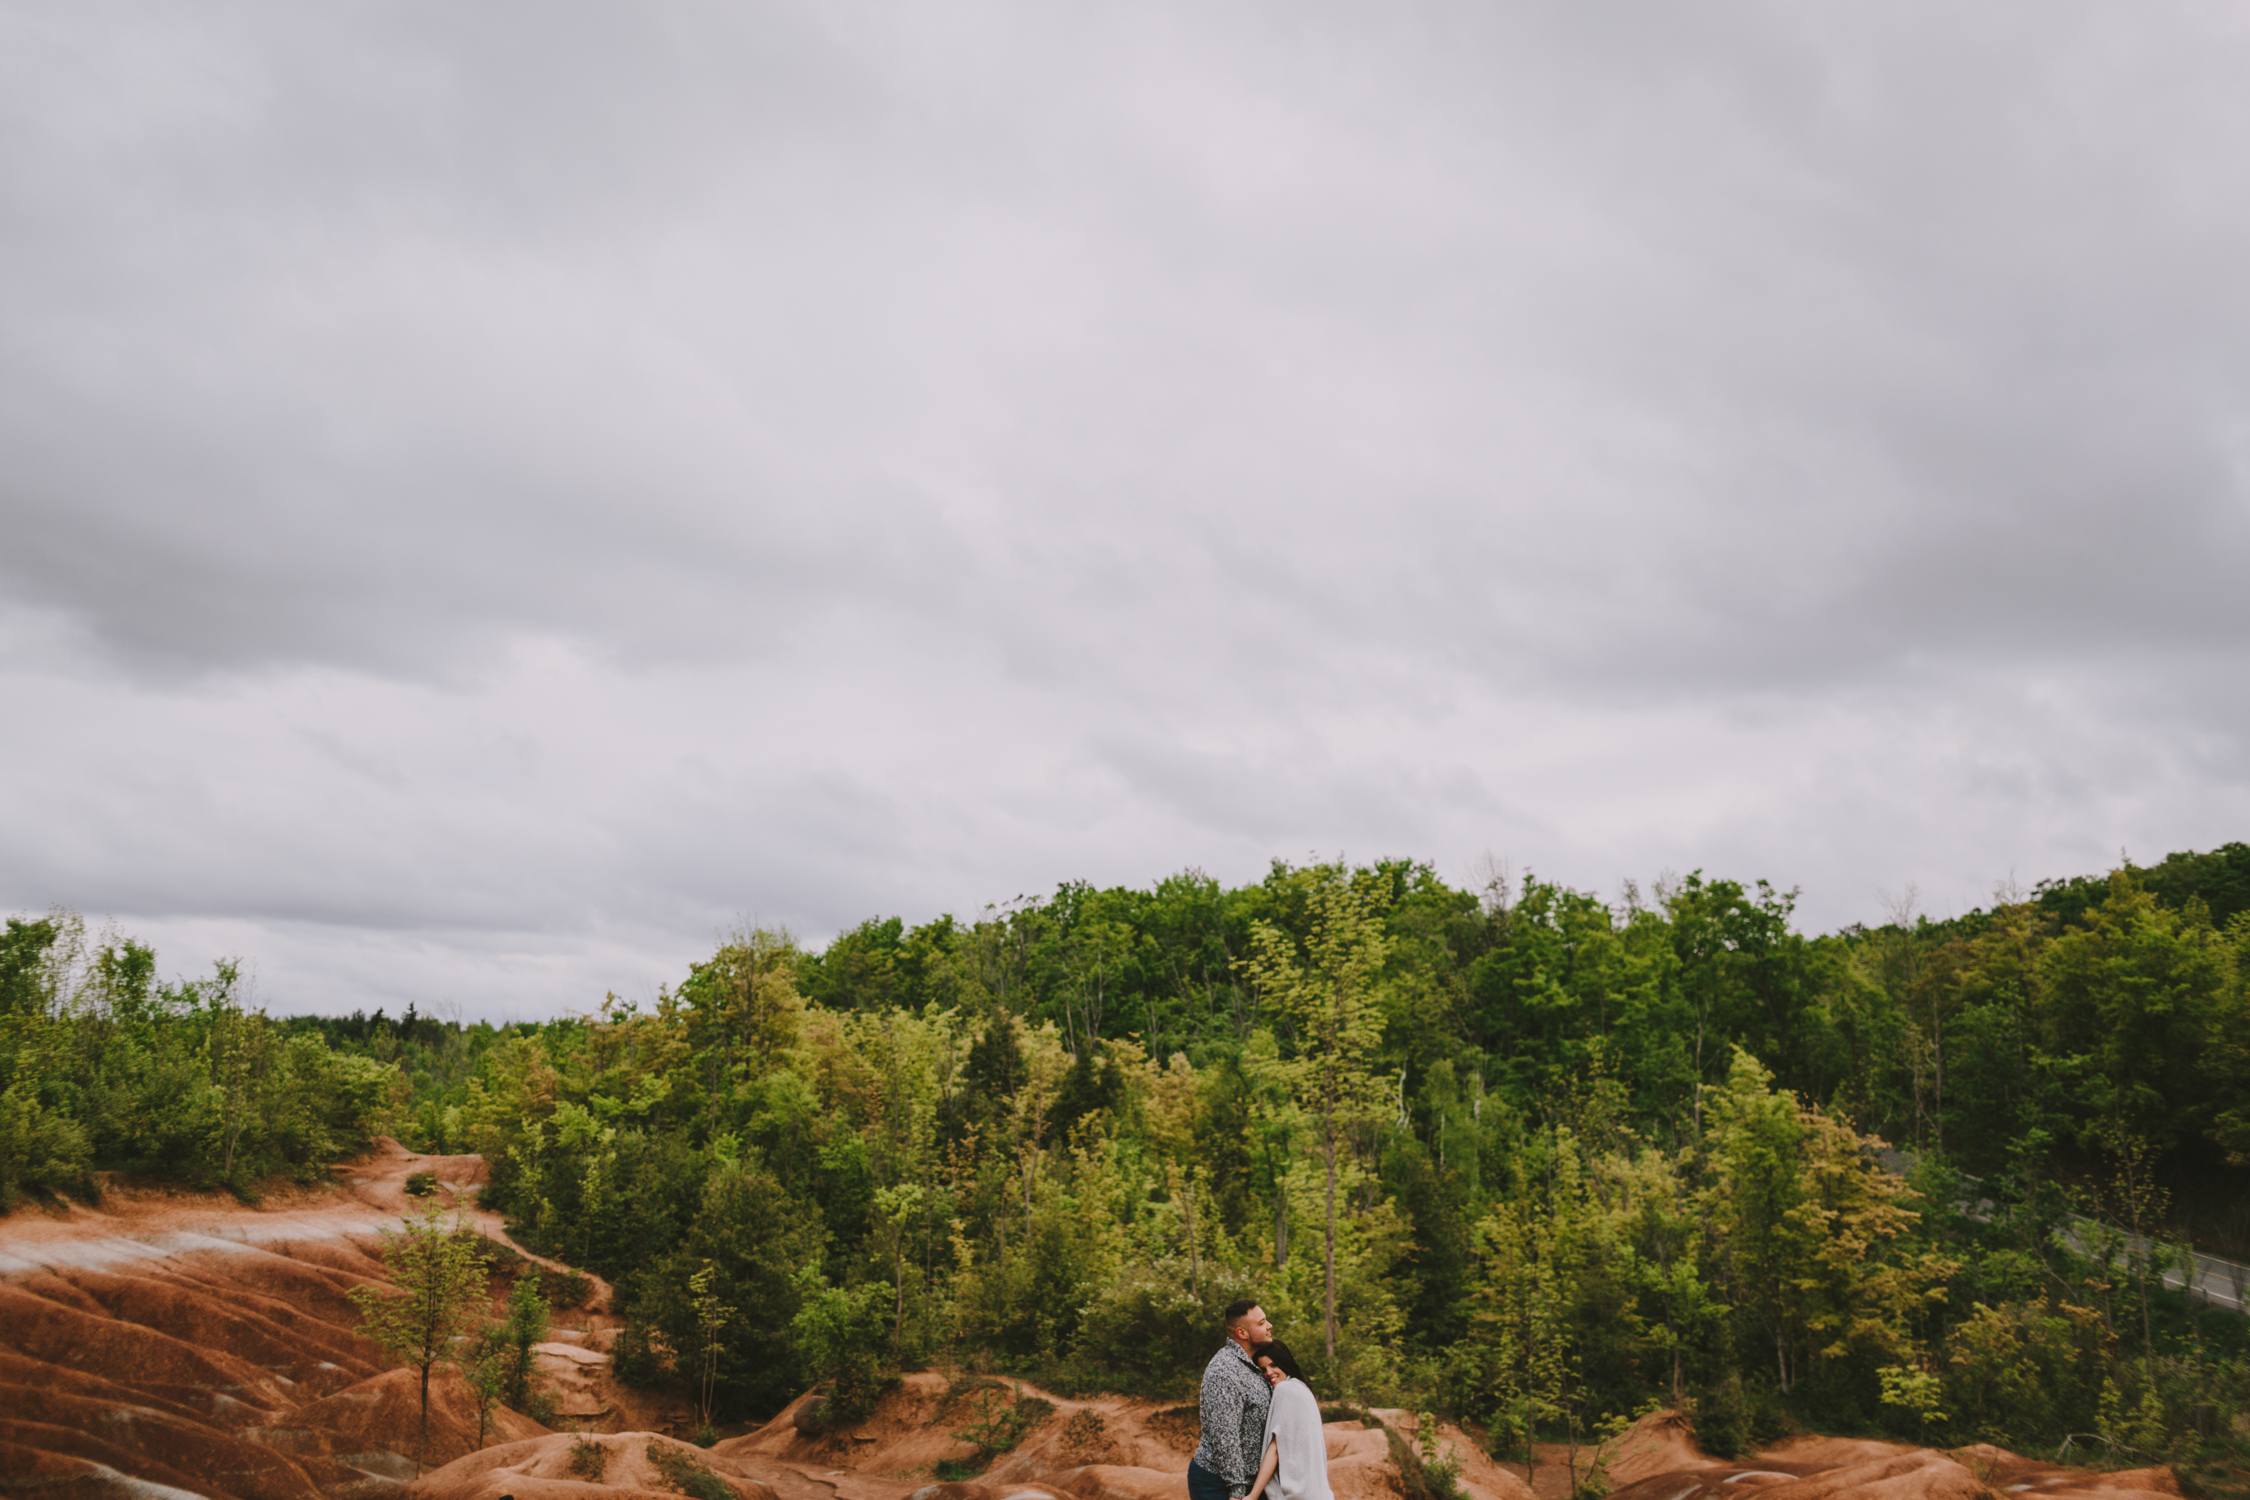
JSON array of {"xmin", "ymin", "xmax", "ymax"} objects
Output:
[
  {"xmin": 613, "ymin": 1316, "xmax": 669, "ymax": 1387},
  {"xmin": 405, "ymin": 1170, "xmax": 438, "ymax": 1197},
  {"xmin": 0, "ymin": 1084, "xmax": 94, "ymax": 1208},
  {"xmin": 497, "ymin": 1272, "xmax": 551, "ymax": 1407},
  {"xmin": 647, "ymin": 1439, "xmax": 734, "ymax": 1499},
  {"xmin": 630, "ymin": 1166, "xmax": 820, "ymax": 1420},
  {"xmin": 1384, "ymin": 1416, "xmax": 1465, "ymax": 1500},
  {"xmin": 1074, "ymin": 1259, "xmax": 1259, "ymax": 1396},
  {"xmin": 1689, "ymin": 1379, "xmax": 1750, "ymax": 1460},
  {"xmin": 791, "ymin": 1270, "xmax": 893, "ymax": 1421},
  {"xmin": 947, "ymin": 1380, "xmax": 1052, "ymax": 1461},
  {"xmin": 567, "ymin": 1432, "xmax": 609, "ymax": 1479}
]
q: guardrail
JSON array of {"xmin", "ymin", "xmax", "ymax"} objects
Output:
[
  {"xmin": 1874, "ymin": 1149, "xmax": 2249, "ymax": 1316},
  {"xmin": 2056, "ymin": 1212, "xmax": 2249, "ymax": 1314}
]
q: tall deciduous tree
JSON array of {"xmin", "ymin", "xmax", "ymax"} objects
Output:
[
  {"xmin": 347, "ymin": 1207, "xmax": 490, "ymax": 1476},
  {"xmin": 1244, "ymin": 868, "xmax": 1391, "ymax": 1361},
  {"xmin": 2039, "ymin": 873, "xmax": 2231, "ymax": 1150}
]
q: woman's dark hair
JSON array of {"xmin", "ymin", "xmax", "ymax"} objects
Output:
[{"xmin": 1250, "ymin": 1339, "xmax": 1306, "ymax": 1387}]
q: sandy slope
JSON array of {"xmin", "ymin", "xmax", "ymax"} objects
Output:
[
  {"xmin": 1591, "ymin": 1411, "xmax": 2179, "ymax": 1500},
  {"xmin": 712, "ymin": 1373, "xmax": 1534, "ymax": 1500},
  {"xmin": 0, "ymin": 1139, "xmax": 572, "ymax": 1498}
]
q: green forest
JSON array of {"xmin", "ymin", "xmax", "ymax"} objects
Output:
[{"xmin": 5, "ymin": 844, "xmax": 2250, "ymax": 1477}]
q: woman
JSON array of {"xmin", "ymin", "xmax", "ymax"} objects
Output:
[{"xmin": 1245, "ymin": 1340, "xmax": 1331, "ymax": 1500}]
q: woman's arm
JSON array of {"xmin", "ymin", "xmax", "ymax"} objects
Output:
[{"xmin": 1247, "ymin": 1434, "xmax": 1279, "ymax": 1500}]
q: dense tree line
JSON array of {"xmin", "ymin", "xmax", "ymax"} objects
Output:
[
  {"xmin": 5, "ymin": 844, "xmax": 2249, "ymax": 1475},
  {"xmin": 0, "ymin": 912, "xmax": 395, "ymax": 1202},
  {"xmin": 446, "ymin": 849, "xmax": 2250, "ymax": 1464}
]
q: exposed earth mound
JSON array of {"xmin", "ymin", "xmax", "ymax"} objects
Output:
[
  {"xmin": 1594, "ymin": 1411, "xmax": 2180, "ymax": 1500},
  {"xmin": 406, "ymin": 1432, "xmax": 780, "ymax": 1499},
  {"xmin": 0, "ymin": 1140, "xmax": 570, "ymax": 1497},
  {"xmin": 714, "ymin": 1374, "xmax": 1534, "ymax": 1500},
  {"xmin": 2, "ymin": 1159, "xmax": 2192, "ymax": 1500}
]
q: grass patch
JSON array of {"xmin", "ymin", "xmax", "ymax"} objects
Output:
[
  {"xmin": 948, "ymin": 1381, "xmax": 1052, "ymax": 1462},
  {"xmin": 544, "ymin": 1265, "xmax": 591, "ymax": 1307},
  {"xmin": 404, "ymin": 1170, "xmax": 439, "ymax": 1197},
  {"xmin": 1060, "ymin": 1408, "xmax": 1112, "ymax": 1461},
  {"xmin": 648, "ymin": 1439, "xmax": 735, "ymax": 1499},
  {"xmin": 2175, "ymin": 1440, "xmax": 2250, "ymax": 1500},
  {"xmin": 1383, "ymin": 1415, "xmax": 1466, "ymax": 1500},
  {"xmin": 936, "ymin": 1376, "xmax": 1052, "ymax": 1474},
  {"xmin": 567, "ymin": 1433, "xmax": 610, "ymax": 1479}
]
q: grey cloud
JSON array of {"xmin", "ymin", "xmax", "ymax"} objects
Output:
[{"xmin": 5, "ymin": 1, "xmax": 2250, "ymax": 1012}]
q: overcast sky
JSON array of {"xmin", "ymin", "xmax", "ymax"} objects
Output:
[{"xmin": 5, "ymin": 2, "xmax": 2249, "ymax": 1019}]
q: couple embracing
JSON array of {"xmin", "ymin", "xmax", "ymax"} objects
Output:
[{"xmin": 1188, "ymin": 1301, "xmax": 1329, "ymax": 1500}]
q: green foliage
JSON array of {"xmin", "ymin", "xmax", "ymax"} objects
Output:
[
  {"xmin": 0, "ymin": 913, "xmax": 394, "ymax": 1200},
  {"xmin": 496, "ymin": 1270, "xmax": 551, "ymax": 1409},
  {"xmin": 462, "ymin": 1328, "xmax": 508, "ymax": 1449},
  {"xmin": 792, "ymin": 1268, "xmax": 893, "ymax": 1420},
  {"xmin": 1386, "ymin": 1414, "xmax": 1465, "ymax": 1500},
  {"xmin": 613, "ymin": 1316, "xmax": 668, "ymax": 1387},
  {"xmin": 947, "ymin": 1379, "xmax": 1053, "ymax": 1462},
  {"xmin": 0, "ymin": 1081, "xmax": 93, "ymax": 1206},
  {"xmin": 567, "ymin": 1432, "xmax": 609, "ymax": 1479},
  {"xmin": 1243, "ymin": 865, "xmax": 1392, "ymax": 1364},
  {"xmin": 688, "ymin": 1260, "xmax": 734, "ymax": 1435},
  {"xmin": 625, "ymin": 1163, "xmax": 822, "ymax": 1419},
  {"xmin": 1077, "ymin": 1259, "xmax": 1262, "ymax": 1395},
  {"xmin": 647, "ymin": 1439, "xmax": 735, "ymax": 1500},
  {"xmin": 346, "ymin": 1207, "xmax": 491, "ymax": 1476},
  {"xmin": 13, "ymin": 840, "xmax": 2250, "ymax": 1458},
  {"xmin": 1688, "ymin": 1377, "xmax": 1752, "ymax": 1459},
  {"xmin": 405, "ymin": 1170, "xmax": 438, "ymax": 1197}
]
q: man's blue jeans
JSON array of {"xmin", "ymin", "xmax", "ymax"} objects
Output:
[{"xmin": 1187, "ymin": 1459, "xmax": 1233, "ymax": 1500}]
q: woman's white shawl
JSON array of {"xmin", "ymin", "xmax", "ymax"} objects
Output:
[{"xmin": 1256, "ymin": 1379, "xmax": 1332, "ymax": 1500}]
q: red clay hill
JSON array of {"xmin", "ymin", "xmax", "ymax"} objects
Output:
[
  {"xmin": 0, "ymin": 1142, "xmax": 2193, "ymax": 1500},
  {"xmin": 0, "ymin": 1138, "xmax": 562, "ymax": 1497}
]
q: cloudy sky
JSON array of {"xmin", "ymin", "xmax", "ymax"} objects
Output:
[{"xmin": 5, "ymin": 2, "xmax": 2249, "ymax": 1018}]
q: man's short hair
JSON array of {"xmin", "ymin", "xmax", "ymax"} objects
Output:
[{"xmin": 1222, "ymin": 1299, "xmax": 1262, "ymax": 1328}]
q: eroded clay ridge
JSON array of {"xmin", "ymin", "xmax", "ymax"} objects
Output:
[{"xmin": 0, "ymin": 1139, "xmax": 562, "ymax": 1498}]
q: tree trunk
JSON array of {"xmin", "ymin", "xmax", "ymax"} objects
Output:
[
  {"xmin": 1933, "ymin": 1010, "xmax": 1944, "ymax": 1154},
  {"xmin": 1185, "ymin": 1169, "xmax": 1200, "ymax": 1299},
  {"xmin": 418, "ymin": 1360, "xmax": 431, "ymax": 1477},
  {"xmin": 893, "ymin": 1238, "xmax": 907, "ymax": 1359},
  {"xmin": 1323, "ymin": 1130, "xmax": 1339, "ymax": 1362}
]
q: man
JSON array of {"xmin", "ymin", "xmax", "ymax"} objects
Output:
[{"xmin": 1189, "ymin": 1300, "xmax": 1277, "ymax": 1500}]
